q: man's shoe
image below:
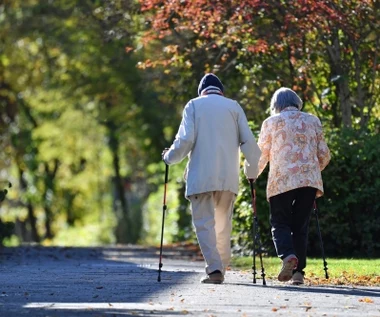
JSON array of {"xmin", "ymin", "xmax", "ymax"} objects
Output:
[
  {"xmin": 278, "ymin": 254, "xmax": 298, "ymax": 282},
  {"xmin": 200, "ymin": 270, "xmax": 224, "ymax": 284},
  {"xmin": 291, "ymin": 271, "xmax": 304, "ymax": 285}
]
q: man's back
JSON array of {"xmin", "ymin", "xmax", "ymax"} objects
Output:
[
  {"xmin": 186, "ymin": 94, "xmax": 242, "ymax": 196},
  {"xmin": 163, "ymin": 72, "xmax": 260, "ymax": 198}
]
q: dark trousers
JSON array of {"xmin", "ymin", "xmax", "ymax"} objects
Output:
[{"xmin": 269, "ymin": 187, "xmax": 317, "ymax": 274}]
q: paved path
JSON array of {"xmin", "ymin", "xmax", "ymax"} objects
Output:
[{"xmin": 0, "ymin": 245, "xmax": 379, "ymax": 317}]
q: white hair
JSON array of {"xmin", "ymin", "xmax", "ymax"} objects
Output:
[{"xmin": 270, "ymin": 87, "xmax": 303, "ymax": 115}]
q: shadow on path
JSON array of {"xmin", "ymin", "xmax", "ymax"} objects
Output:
[{"xmin": 0, "ymin": 245, "xmax": 202, "ymax": 316}]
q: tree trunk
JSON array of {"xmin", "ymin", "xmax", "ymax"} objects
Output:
[
  {"xmin": 43, "ymin": 160, "xmax": 59, "ymax": 239},
  {"xmin": 18, "ymin": 166, "xmax": 40, "ymax": 243},
  {"xmin": 326, "ymin": 31, "xmax": 352, "ymax": 128},
  {"xmin": 106, "ymin": 122, "xmax": 131, "ymax": 243}
]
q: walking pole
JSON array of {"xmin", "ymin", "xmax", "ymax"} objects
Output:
[
  {"xmin": 157, "ymin": 164, "xmax": 169, "ymax": 282},
  {"xmin": 313, "ymin": 201, "xmax": 329, "ymax": 279},
  {"xmin": 249, "ymin": 179, "xmax": 266, "ymax": 286}
]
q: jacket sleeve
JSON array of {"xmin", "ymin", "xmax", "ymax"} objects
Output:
[
  {"xmin": 257, "ymin": 119, "xmax": 271, "ymax": 177},
  {"xmin": 163, "ymin": 101, "xmax": 195, "ymax": 165},
  {"xmin": 315, "ymin": 118, "xmax": 331, "ymax": 171},
  {"xmin": 237, "ymin": 104, "xmax": 261, "ymax": 179}
]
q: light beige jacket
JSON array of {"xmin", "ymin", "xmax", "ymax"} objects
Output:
[
  {"xmin": 257, "ymin": 107, "xmax": 330, "ymax": 200},
  {"xmin": 164, "ymin": 94, "xmax": 261, "ymax": 197}
]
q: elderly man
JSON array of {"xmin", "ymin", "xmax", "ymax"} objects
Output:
[
  {"xmin": 257, "ymin": 87, "xmax": 331, "ymax": 285},
  {"xmin": 162, "ymin": 73, "xmax": 261, "ymax": 284}
]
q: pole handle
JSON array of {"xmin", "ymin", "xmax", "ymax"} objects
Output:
[
  {"xmin": 163, "ymin": 164, "xmax": 169, "ymax": 206},
  {"xmin": 164, "ymin": 164, "xmax": 169, "ymax": 184},
  {"xmin": 249, "ymin": 179, "xmax": 257, "ymax": 216}
]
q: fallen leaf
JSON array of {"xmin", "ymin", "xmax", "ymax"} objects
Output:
[
  {"xmin": 359, "ymin": 298, "xmax": 374, "ymax": 303},
  {"xmin": 272, "ymin": 308, "xmax": 278, "ymax": 312}
]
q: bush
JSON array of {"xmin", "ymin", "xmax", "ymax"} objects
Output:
[
  {"xmin": 232, "ymin": 167, "xmax": 274, "ymax": 256},
  {"xmin": 309, "ymin": 128, "xmax": 380, "ymax": 257}
]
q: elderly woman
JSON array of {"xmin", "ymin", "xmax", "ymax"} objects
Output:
[{"xmin": 257, "ymin": 87, "xmax": 330, "ymax": 285}]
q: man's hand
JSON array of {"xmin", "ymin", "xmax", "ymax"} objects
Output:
[{"xmin": 162, "ymin": 148, "xmax": 170, "ymax": 161}]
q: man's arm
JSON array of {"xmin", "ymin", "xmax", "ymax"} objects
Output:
[
  {"xmin": 237, "ymin": 104, "xmax": 261, "ymax": 179},
  {"xmin": 163, "ymin": 101, "xmax": 195, "ymax": 165}
]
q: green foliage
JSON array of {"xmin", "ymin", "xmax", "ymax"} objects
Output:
[
  {"xmin": 141, "ymin": 160, "xmax": 194, "ymax": 246},
  {"xmin": 232, "ymin": 164, "xmax": 273, "ymax": 256},
  {"xmin": 309, "ymin": 126, "xmax": 380, "ymax": 257}
]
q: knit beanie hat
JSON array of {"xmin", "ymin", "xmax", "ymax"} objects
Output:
[{"xmin": 197, "ymin": 73, "xmax": 224, "ymax": 96}]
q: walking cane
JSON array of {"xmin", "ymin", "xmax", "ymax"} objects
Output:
[
  {"xmin": 313, "ymin": 201, "xmax": 329, "ymax": 279},
  {"xmin": 249, "ymin": 179, "xmax": 266, "ymax": 285},
  {"xmin": 157, "ymin": 164, "xmax": 169, "ymax": 282}
]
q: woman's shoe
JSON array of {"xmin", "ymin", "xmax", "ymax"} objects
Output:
[{"xmin": 278, "ymin": 254, "xmax": 298, "ymax": 282}]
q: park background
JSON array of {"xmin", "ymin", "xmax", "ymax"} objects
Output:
[{"xmin": 0, "ymin": 0, "xmax": 379, "ymax": 260}]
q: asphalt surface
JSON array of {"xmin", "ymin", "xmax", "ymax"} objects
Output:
[{"xmin": 0, "ymin": 245, "xmax": 379, "ymax": 317}]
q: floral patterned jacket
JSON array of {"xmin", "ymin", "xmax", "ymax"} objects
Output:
[{"xmin": 257, "ymin": 107, "xmax": 330, "ymax": 200}]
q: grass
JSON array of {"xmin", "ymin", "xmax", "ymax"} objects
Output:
[{"xmin": 231, "ymin": 256, "xmax": 380, "ymax": 286}]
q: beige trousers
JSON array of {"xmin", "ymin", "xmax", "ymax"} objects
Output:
[{"xmin": 188, "ymin": 191, "xmax": 236, "ymax": 275}]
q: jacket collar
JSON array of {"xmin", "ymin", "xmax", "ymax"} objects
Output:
[
  {"xmin": 201, "ymin": 86, "xmax": 224, "ymax": 96},
  {"xmin": 281, "ymin": 106, "xmax": 299, "ymax": 112}
]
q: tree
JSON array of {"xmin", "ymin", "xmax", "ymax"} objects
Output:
[
  {"xmin": 138, "ymin": 0, "xmax": 379, "ymax": 128},
  {"xmin": 0, "ymin": 0, "xmax": 156, "ymax": 244}
]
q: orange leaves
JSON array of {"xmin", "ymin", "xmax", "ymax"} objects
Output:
[
  {"xmin": 306, "ymin": 271, "xmax": 380, "ymax": 287},
  {"xmin": 247, "ymin": 39, "xmax": 269, "ymax": 54},
  {"xmin": 125, "ymin": 46, "xmax": 134, "ymax": 53},
  {"xmin": 163, "ymin": 45, "xmax": 179, "ymax": 54},
  {"xmin": 135, "ymin": 0, "xmax": 377, "ymax": 81}
]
